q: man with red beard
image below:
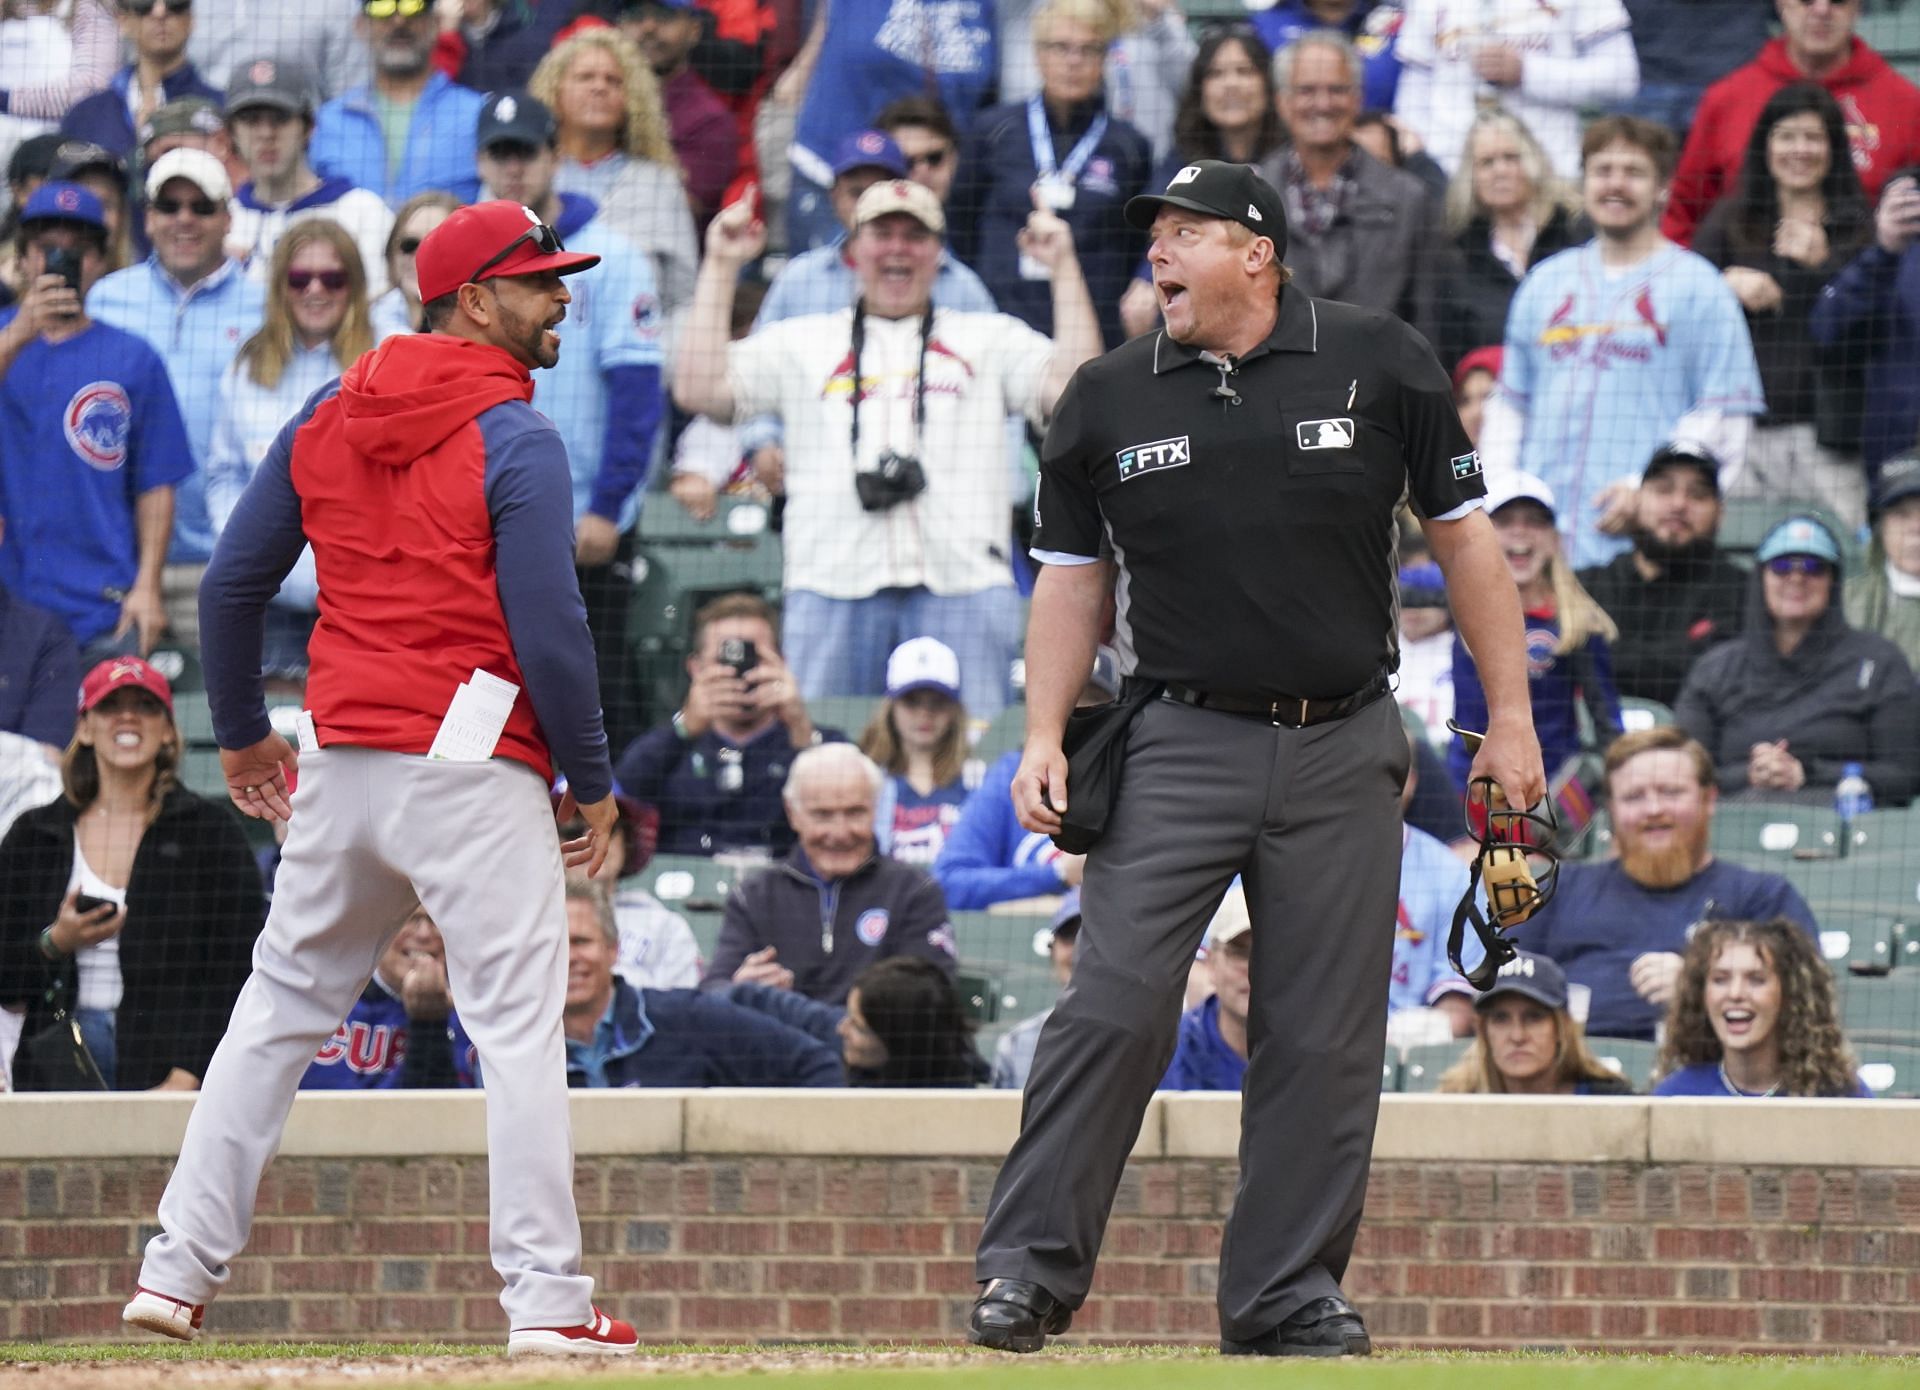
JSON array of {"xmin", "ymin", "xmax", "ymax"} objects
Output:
[{"xmin": 1521, "ymin": 727, "xmax": 1818, "ymax": 1040}]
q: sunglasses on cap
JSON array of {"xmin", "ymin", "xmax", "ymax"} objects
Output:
[
  {"xmin": 288, "ymin": 268, "xmax": 348, "ymax": 292},
  {"xmin": 151, "ymin": 194, "xmax": 221, "ymax": 216},
  {"xmin": 470, "ymin": 221, "xmax": 563, "ymax": 281},
  {"xmin": 363, "ymin": 0, "xmax": 430, "ymax": 17},
  {"xmin": 1765, "ymin": 555, "xmax": 1831, "ymax": 577}
]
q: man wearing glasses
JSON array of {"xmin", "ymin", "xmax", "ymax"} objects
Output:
[
  {"xmin": 89, "ymin": 147, "xmax": 266, "ymax": 648},
  {"xmin": 1665, "ymin": 0, "xmax": 1920, "ymax": 245},
  {"xmin": 310, "ymin": 0, "xmax": 487, "ymax": 206},
  {"xmin": 59, "ymin": 0, "xmax": 223, "ymax": 161},
  {"xmin": 224, "ymin": 56, "xmax": 396, "ymax": 297},
  {"xmin": 122, "ymin": 199, "xmax": 635, "ymax": 1356}
]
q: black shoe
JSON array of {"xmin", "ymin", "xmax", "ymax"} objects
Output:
[
  {"xmin": 1221, "ymin": 1296, "xmax": 1372, "ymax": 1358},
  {"xmin": 967, "ymin": 1278, "xmax": 1073, "ymax": 1353}
]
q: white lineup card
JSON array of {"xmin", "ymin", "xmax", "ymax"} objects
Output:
[{"xmin": 428, "ymin": 669, "xmax": 520, "ymax": 762}]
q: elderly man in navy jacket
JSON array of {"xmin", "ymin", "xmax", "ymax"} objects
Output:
[{"xmin": 702, "ymin": 743, "xmax": 958, "ymax": 1006}]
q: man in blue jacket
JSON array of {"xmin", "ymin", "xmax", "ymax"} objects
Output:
[
  {"xmin": 562, "ymin": 879, "xmax": 843, "ymax": 1087},
  {"xmin": 475, "ymin": 90, "xmax": 664, "ymax": 750},
  {"xmin": 60, "ymin": 0, "xmax": 223, "ymax": 160},
  {"xmin": 310, "ymin": 0, "xmax": 485, "ymax": 205},
  {"xmin": 933, "ymin": 646, "xmax": 1118, "ymax": 910}
]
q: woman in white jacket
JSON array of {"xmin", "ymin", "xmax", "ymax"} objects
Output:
[{"xmin": 205, "ymin": 217, "xmax": 372, "ymax": 688}]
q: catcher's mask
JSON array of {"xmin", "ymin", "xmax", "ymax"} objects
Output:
[{"xmin": 1446, "ymin": 721, "xmax": 1561, "ymax": 990}]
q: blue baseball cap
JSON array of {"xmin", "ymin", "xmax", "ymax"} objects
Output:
[
  {"xmin": 1755, "ymin": 515, "xmax": 1841, "ymax": 569},
  {"xmin": 19, "ymin": 180, "xmax": 107, "ymax": 232},
  {"xmin": 832, "ymin": 129, "xmax": 907, "ymax": 181},
  {"xmin": 1050, "ymin": 889, "xmax": 1082, "ymax": 939},
  {"xmin": 1473, "ymin": 951, "xmax": 1569, "ymax": 1013}
]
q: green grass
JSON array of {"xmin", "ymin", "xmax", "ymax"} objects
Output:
[{"xmin": 4, "ymin": 1345, "xmax": 1920, "ymax": 1388}]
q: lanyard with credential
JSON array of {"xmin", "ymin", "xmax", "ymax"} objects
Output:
[{"xmin": 1027, "ymin": 93, "xmax": 1107, "ymax": 209}]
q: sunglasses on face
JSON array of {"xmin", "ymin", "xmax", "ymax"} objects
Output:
[
  {"xmin": 151, "ymin": 195, "xmax": 221, "ymax": 216},
  {"xmin": 397, "ymin": 236, "xmax": 423, "ymax": 256},
  {"xmin": 363, "ymin": 0, "xmax": 430, "ymax": 18},
  {"xmin": 121, "ymin": 0, "xmax": 191, "ymax": 14},
  {"xmin": 288, "ymin": 268, "xmax": 348, "ymax": 292},
  {"xmin": 1765, "ymin": 556, "xmax": 1831, "ymax": 577},
  {"xmin": 470, "ymin": 222, "xmax": 562, "ymax": 280}
]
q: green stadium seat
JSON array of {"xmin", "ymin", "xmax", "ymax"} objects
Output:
[
  {"xmin": 1396, "ymin": 1040, "xmax": 1469, "ymax": 1092},
  {"xmin": 1717, "ymin": 498, "xmax": 1863, "ymax": 569},
  {"xmin": 1710, "ymin": 801, "xmax": 1841, "ymax": 861},
  {"xmin": 636, "ymin": 496, "xmax": 783, "ymax": 593},
  {"xmin": 955, "ymin": 969, "xmax": 1001, "ymax": 1025},
  {"xmin": 1819, "ymin": 912, "xmax": 1900, "ymax": 976},
  {"xmin": 1838, "ymin": 969, "xmax": 1920, "ymax": 1044},
  {"xmin": 973, "ymin": 702, "xmax": 1028, "ymax": 763},
  {"xmin": 808, "ymin": 696, "xmax": 879, "ymax": 739},
  {"xmin": 1618, "ymin": 696, "xmax": 1672, "ymax": 732},
  {"xmin": 1853, "ymin": 1041, "xmax": 1920, "ymax": 1098},
  {"xmin": 1587, "ymin": 1037, "xmax": 1659, "ymax": 1091}
]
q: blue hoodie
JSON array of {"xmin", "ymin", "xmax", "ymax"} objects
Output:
[{"xmin": 933, "ymin": 750, "xmax": 1074, "ymax": 909}]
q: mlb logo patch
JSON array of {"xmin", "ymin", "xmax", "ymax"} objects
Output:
[
  {"xmin": 1296, "ymin": 418, "xmax": 1353, "ymax": 450},
  {"xmin": 1451, "ymin": 451, "xmax": 1482, "ymax": 479},
  {"xmin": 1116, "ymin": 435, "xmax": 1191, "ymax": 480}
]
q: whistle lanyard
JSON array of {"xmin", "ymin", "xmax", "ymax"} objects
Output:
[
  {"xmin": 847, "ymin": 297, "xmax": 935, "ymax": 464},
  {"xmin": 1027, "ymin": 94, "xmax": 1108, "ymax": 190}
]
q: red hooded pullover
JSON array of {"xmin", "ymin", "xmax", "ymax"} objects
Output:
[
  {"xmin": 292, "ymin": 335, "xmax": 556, "ymax": 779},
  {"xmin": 1664, "ymin": 37, "xmax": 1920, "ymax": 246}
]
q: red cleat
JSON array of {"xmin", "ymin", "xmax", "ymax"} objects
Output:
[
  {"xmin": 122, "ymin": 1286, "xmax": 206, "ymax": 1341},
  {"xmin": 506, "ymin": 1306, "xmax": 639, "ymax": 1357}
]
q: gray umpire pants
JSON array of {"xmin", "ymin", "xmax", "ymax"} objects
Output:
[{"xmin": 974, "ymin": 691, "xmax": 1409, "ymax": 1341}]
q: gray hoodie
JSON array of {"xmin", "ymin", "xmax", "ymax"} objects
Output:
[{"xmin": 1674, "ymin": 561, "xmax": 1920, "ymax": 802}]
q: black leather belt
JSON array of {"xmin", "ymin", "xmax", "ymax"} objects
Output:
[{"xmin": 1162, "ymin": 673, "xmax": 1389, "ymax": 729}]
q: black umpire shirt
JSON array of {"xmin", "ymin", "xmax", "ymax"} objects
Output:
[{"xmin": 1032, "ymin": 286, "xmax": 1485, "ymax": 700}]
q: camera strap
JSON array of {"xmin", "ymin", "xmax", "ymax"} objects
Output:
[{"xmin": 848, "ymin": 297, "xmax": 935, "ymax": 467}]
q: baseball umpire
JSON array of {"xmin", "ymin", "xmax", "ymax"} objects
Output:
[
  {"xmin": 968, "ymin": 161, "xmax": 1545, "ymax": 1357},
  {"xmin": 120, "ymin": 202, "xmax": 639, "ymax": 1358}
]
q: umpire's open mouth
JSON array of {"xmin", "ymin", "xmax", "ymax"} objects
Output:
[{"xmin": 1157, "ymin": 279, "xmax": 1187, "ymax": 312}]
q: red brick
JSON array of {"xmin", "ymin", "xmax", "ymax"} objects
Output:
[
  {"xmin": 433, "ymin": 1260, "xmax": 500, "ymax": 1293},
  {"xmin": 355, "ymin": 1220, "xmax": 458, "ymax": 1255},
  {"xmin": 679, "ymin": 1297, "xmax": 781, "ymax": 1333},
  {"xmin": 870, "ymin": 1260, "xmax": 920, "ymax": 1293},
  {"xmin": 1356, "ymin": 1223, "xmax": 1426, "ymax": 1258},
  {"xmin": 785, "ymin": 1220, "xmax": 835, "ymax": 1254},
  {"xmin": 1652, "ymin": 1228, "xmax": 1753, "ymax": 1262},
  {"xmin": 1823, "ymin": 1309, "xmax": 1888, "ymax": 1344},
  {"xmin": 1404, "ymin": 1263, "xmax": 1508, "ymax": 1298},
  {"xmin": 1434, "ymin": 1302, "xmax": 1486, "ymax": 1338},
  {"xmin": 765, "ymin": 1260, "xmax": 863, "ymax": 1294},
  {"xmin": 924, "ymin": 1259, "xmax": 977, "ymax": 1294},
  {"xmin": 681, "ymin": 1220, "xmax": 780, "ymax": 1255},
  {"xmin": 786, "ymin": 1297, "xmax": 835, "ymax": 1335},
  {"xmin": 1488, "ymin": 1302, "xmax": 1592, "ymax": 1339},
  {"xmin": 24, "ymin": 1225, "xmax": 126, "ymax": 1258},
  {"xmin": 1572, "ymin": 1266, "xmax": 1676, "ymax": 1299},
  {"xmin": 1741, "ymin": 1268, "xmax": 1845, "ymax": 1302},
  {"xmin": 1102, "ymin": 1221, "xmax": 1166, "ymax": 1257},
  {"xmin": 1491, "ymin": 1225, "xmax": 1591, "ymax": 1261},
  {"xmin": 1653, "ymin": 1305, "xmax": 1760, "ymax": 1340},
  {"xmin": 840, "ymin": 1297, "xmax": 941, "ymax": 1334},
  {"xmin": 54, "ymin": 1264, "xmax": 101, "ymax": 1298},
  {"xmin": 842, "ymin": 1220, "xmax": 946, "ymax": 1255},
  {"xmin": 1597, "ymin": 1303, "xmax": 1648, "ymax": 1338},
  {"xmin": 271, "ymin": 1260, "xmax": 374, "ymax": 1293}
]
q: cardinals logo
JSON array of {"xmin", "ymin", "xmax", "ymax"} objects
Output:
[{"xmin": 1632, "ymin": 287, "xmax": 1668, "ymax": 347}]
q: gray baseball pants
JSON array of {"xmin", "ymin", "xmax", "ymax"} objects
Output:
[
  {"xmin": 974, "ymin": 692, "xmax": 1409, "ymax": 1341},
  {"xmin": 137, "ymin": 747, "xmax": 596, "ymax": 1330}
]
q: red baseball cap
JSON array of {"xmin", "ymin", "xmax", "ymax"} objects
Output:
[
  {"xmin": 415, "ymin": 200, "xmax": 600, "ymax": 304},
  {"xmin": 78, "ymin": 656, "xmax": 174, "ymax": 716}
]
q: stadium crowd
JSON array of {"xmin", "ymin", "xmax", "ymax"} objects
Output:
[{"xmin": 4, "ymin": 0, "xmax": 1920, "ymax": 1102}]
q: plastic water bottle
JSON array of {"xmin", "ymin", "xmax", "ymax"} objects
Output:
[{"xmin": 1835, "ymin": 762, "xmax": 1873, "ymax": 857}]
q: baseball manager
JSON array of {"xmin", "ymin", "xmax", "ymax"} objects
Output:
[
  {"xmin": 968, "ymin": 161, "xmax": 1545, "ymax": 1357},
  {"xmin": 120, "ymin": 201, "xmax": 638, "ymax": 1357}
]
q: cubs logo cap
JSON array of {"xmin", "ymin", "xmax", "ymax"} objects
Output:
[
  {"xmin": 145, "ymin": 147, "xmax": 231, "ymax": 203},
  {"xmin": 832, "ymin": 128, "xmax": 907, "ymax": 180},
  {"xmin": 225, "ymin": 56, "xmax": 317, "ymax": 119},
  {"xmin": 78, "ymin": 656, "xmax": 174, "ymax": 716},
  {"xmin": 1471, "ymin": 951, "xmax": 1570, "ymax": 1014},
  {"xmin": 1124, "ymin": 159, "xmax": 1288, "ymax": 258},
  {"xmin": 853, "ymin": 178, "xmax": 944, "ymax": 236},
  {"xmin": 1874, "ymin": 451, "xmax": 1920, "ymax": 515},
  {"xmin": 475, "ymin": 90, "xmax": 557, "ymax": 153},
  {"xmin": 1641, "ymin": 440, "xmax": 1721, "ymax": 495},
  {"xmin": 885, "ymin": 636, "xmax": 962, "ymax": 700},
  {"xmin": 415, "ymin": 200, "xmax": 600, "ymax": 303},
  {"xmin": 19, "ymin": 180, "xmax": 107, "ymax": 231}
]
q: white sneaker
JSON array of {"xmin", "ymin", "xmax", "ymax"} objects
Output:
[
  {"xmin": 122, "ymin": 1287, "xmax": 205, "ymax": 1341},
  {"xmin": 507, "ymin": 1307, "xmax": 639, "ymax": 1357}
]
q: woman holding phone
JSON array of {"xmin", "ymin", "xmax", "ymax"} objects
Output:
[{"xmin": 0, "ymin": 657, "xmax": 262, "ymax": 1090}]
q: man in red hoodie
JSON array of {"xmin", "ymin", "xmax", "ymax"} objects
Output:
[
  {"xmin": 119, "ymin": 201, "xmax": 639, "ymax": 1359},
  {"xmin": 1664, "ymin": 0, "xmax": 1920, "ymax": 245}
]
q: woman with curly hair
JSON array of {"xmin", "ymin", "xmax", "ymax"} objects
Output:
[
  {"xmin": 1437, "ymin": 952, "xmax": 1635, "ymax": 1095},
  {"xmin": 530, "ymin": 26, "xmax": 697, "ymax": 316},
  {"xmin": 1653, "ymin": 917, "xmax": 1868, "ymax": 1098}
]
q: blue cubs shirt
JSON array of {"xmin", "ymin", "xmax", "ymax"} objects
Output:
[
  {"xmin": 302, "ymin": 979, "xmax": 478, "ymax": 1089},
  {"xmin": 0, "ymin": 313, "xmax": 193, "ymax": 644}
]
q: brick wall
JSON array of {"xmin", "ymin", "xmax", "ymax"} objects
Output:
[{"xmin": 5, "ymin": 1153, "xmax": 1920, "ymax": 1351}]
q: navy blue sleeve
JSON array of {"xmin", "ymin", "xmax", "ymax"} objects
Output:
[
  {"xmin": 613, "ymin": 725, "xmax": 683, "ymax": 802},
  {"xmin": 21, "ymin": 611, "xmax": 80, "ymax": 748},
  {"xmin": 668, "ymin": 990, "xmax": 846, "ymax": 1087},
  {"xmin": 1809, "ymin": 245, "xmax": 1898, "ymax": 346},
  {"xmin": 722, "ymin": 980, "xmax": 846, "ymax": 1048},
  {"xmin": 483, "ymin": 417, "xmax": 614, "ymax": 802},
  {"xmin": 587, "ymin": 363, "xmax": 663, "ymax": 521},
  {"xmin": 199, "ymin": 385, "xmax": 335, "ymax": 750}
]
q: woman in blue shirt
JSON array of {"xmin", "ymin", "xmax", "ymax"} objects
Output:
[
  {"xmin": 1437, "ymin": 950, "xmax": 1635, "ymax": 1095},
  {"xmin": 1450, "ymin": 471, "xmax": 1622, "ymax": 789},
  {"xmin": 861, "ymin": 637, "xmax": 977, "ymax": 867},
  {"xmin": 206, "ymin": 218, "xmax": 372, "ymax": 683},
  {"xmin": 1653, "ymin": 917, "xmax": 1870, "ymax": 1098}
]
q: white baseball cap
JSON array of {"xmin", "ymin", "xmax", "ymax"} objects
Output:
[
  {"xmin": 145, "ymin": 146, "xmax": 231, "ymax": 203},
  {"xmin": 886, "ymin": 636, "xmax": 962, "ymax": 701},
  {"xmin": 853, "ymin": 178, "xmax": 946, "ymax": 236},
  {"xmin": 1483, "ymin": 470, "xmax": 1557, "ymax": 520},
  {"xmin": 1207, "ymin": 882, "xmax": 1251, "ymax": 947}
]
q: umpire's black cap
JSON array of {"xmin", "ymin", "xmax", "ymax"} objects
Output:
[{"xmin": 1124, "ymin": 159, "xmax": 1287, "ymax": 258}]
